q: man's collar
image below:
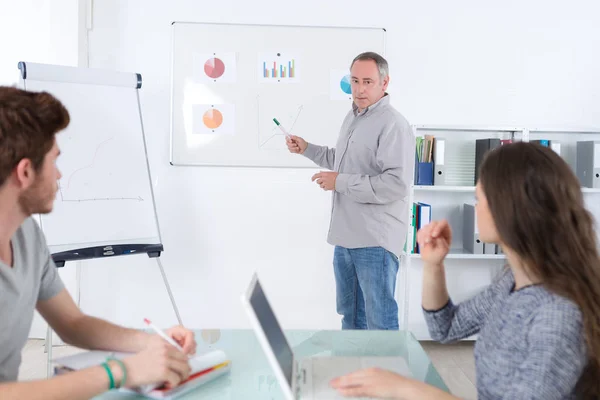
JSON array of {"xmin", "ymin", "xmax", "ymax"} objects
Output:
[{"xmin": 352, "ymin": 93, "xmax": 390, "ymax": 116}]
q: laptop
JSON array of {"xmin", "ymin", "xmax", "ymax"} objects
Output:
[{"xmin": 241, "ymin": 273, "xmax": 412, "ymax": 400}]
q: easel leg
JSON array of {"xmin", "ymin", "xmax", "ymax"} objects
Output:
[
  {"xmin": 46, "ymin": 325, "xmax": 53, "ymax": 378},
  {"xmin": 155, "ymin": 258, "xmax": 183, "ymax": 326}
]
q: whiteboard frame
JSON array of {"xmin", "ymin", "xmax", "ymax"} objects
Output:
[{"xmin": 168, "ymin": 21, "xmax": 387, "ymax": 168}]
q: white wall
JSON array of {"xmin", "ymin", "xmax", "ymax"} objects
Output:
[
  {"xmin": 0, "ymin": 0, "xmax": 82, "ymax": 85},
  {"xmin": 0, "ymin": 0, "xmax": 85, "ymax": 338},
  {"xmin": 66, "ymin": 0, "xmax": 600, "ymax": 332}
]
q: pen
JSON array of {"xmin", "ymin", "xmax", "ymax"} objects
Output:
[
  {"xmin": 273, "ymin": 118, "xmax": 291, "ymax": 138},
  {"xmin": 144, "ymin": 318, "xmax": 185, "ymax": 353}
]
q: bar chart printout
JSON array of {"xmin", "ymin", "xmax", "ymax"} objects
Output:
[{"xmin": 258, "ymin": 52, "xmax": 300, "ymax": 83}]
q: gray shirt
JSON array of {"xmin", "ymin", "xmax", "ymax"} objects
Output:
[
  {"xmin": 424, "ymin": 268, "xmax": 586, "ymax": 399},
  {"xmin": 0, "ymin": 217, "xmax": 64, "ymax": 382},
  {"xmin": 303, "ymin": 94, "xmax": 414, "ymax": 257}
]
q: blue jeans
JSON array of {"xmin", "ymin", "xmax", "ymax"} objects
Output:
[{"xmin": 333, "ymin": 246, "xmax": 399, "ymax": 330}]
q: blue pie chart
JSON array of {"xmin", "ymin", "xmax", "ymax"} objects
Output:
[{"xmin": 340, "ymin": 75, "xmax": 352, "ymax": 94}]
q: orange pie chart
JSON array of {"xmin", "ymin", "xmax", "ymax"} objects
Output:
[{"xmin": 203, "ymin": 108, "xmax": 223, "ymax": 130}]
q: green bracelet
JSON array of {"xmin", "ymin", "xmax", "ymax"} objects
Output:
[
  {"xmin": 101, "ymin": 362, "xmax": 115, "ymax": 390},
  {"xmin": 107, "ymin": 357, "xmax": 127, "ymax": 388}
]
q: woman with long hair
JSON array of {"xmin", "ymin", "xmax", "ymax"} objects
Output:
[{"xmin": 331, "ymin": 141, "xmax": 600, "ymax": 399}]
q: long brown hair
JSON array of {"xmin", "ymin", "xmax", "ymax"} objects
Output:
[
  {"xmin": 0, "ymin": 86, "xmax": 69, "ymax": 186},
  {"xmin": 480, "ymin": 141, "xmax": 600, "ymax": 398}
]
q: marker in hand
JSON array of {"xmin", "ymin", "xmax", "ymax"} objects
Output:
[
  {"xmin": 144, "ymin": 318, "xmax": 185, "ymax": 353},
  {"xmin": 273, "ymin": 118, "xmax": 291, "ymax": 139}
]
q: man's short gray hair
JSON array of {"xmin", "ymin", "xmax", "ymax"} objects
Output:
[{"xmin": 350, "ymin": 52, "xmax": 389, "ymax": 81}]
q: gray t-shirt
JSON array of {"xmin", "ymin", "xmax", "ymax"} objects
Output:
[{"xmin": 0, "ymin": 217, "xmax": 64, "ymax": 382}]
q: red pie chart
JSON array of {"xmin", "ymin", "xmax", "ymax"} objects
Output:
[
  {"xmin": 203, "ymin": 108, "xmax": 223, "ymax": 130},
  {"xmin": 204, "ymin": 57, "xmax": 225, "ymax": 79}
]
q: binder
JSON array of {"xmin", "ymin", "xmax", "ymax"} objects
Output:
[
  {"xmin": 576, "ymin": 141, "xmax": 600, "ymax": 189},
  {"xmin": 413, "ymin": 148, "xmax": 419, "ymax": 184},
  {"xmin": 484, "ymin": 243, "xmax": 496, "ymax": 255},
  {"xmin": 533, "ymin": 139, "xmax": 561, "ymax": 156},
  {"xmin": 531, "ymin": 139, "xmax": 551, "ymax": 147},
  {"xmin": 463, "ymin": 203, "xmax": 484, "ymax": 254},
  {"xmin": 411, "ymin": 203, "xmax": 417, "ymax": 254},
  {"xmin": 414, "ymin": 203, "xmax": 420, "ymax": 253},
  {"xmin": 434, "ymin": 138, "xmax": 446, "ymax": 185},
  {"xmin": 415, "ymin": 202, "xmax": 431, "ymax": 254},
  {"xmin": 475, "ymin": 139, "xmax": 501, "ymax": 185},
  {"xmin": 418, "ymin": 202, "xmax": 431, "ymax": 227}
]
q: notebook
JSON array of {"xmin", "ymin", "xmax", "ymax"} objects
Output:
[{"xmin": 53, "ymin": 349, "xmax": 231, "ymax": 399}]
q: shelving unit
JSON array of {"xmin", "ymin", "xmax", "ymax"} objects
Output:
[
  {"xmin": 398, "ymin": 126, "xmax": 600, "ymax": 340},
  {"xmin": 414, "ymin": 185, "xmax": 476, "ymax": 192},
  {"xmin": 409, "ymin": 249, "xmax": 506, "ymax": 260},
  {"xmin": 415, "ymin": 185, "xmax": 600, "ymax": 193}
]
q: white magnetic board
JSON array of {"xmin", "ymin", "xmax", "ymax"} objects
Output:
[{"xmin": 170, "ymin": 22, "xmax": 386, "ymax": 167}]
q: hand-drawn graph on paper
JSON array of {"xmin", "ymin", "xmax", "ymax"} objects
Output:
[
  {"xmin": 57, "ymin": 137, "xmax": 145, "ymax": 203},
  {"xmin": 257, "ymin": 96, "xmax": 304, "ymax": 151}
]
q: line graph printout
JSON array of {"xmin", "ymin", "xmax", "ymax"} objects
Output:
[{"xmin": 23, "ymin": 78, "xmax": 160, "ymax": 250}]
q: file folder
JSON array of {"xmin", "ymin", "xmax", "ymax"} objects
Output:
[
  {"xmin": 576, "ymin": 141, "xmax": 600, "ymax": 189},
  {"xmin": 434, "ymin": 138, "xmax": 446, "ymax": 185},
  {"xmin": 463, "ymin": 203, "xmax": 484, "ymax": 254},
  {"xmin": 416, "ymin": 162, "xmax": 434, "ymax": 185}
]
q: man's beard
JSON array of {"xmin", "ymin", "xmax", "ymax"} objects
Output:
[{"xmin": 18, "ymin": 180, "xmax": 54, "ymax": 216}]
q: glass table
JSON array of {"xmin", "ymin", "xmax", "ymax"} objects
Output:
[{"xmin": 94, "ymin": 329, "xmax": 448, "ymax": 399}]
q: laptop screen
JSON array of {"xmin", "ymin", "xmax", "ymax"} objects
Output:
[{"xmin": 249, "ymin": 279, "xmax": 294, "ymax": 388}]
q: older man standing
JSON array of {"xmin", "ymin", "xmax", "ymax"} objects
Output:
[{"xmin": 287, "ymin": 52, "xmax": 414, "ymax": 330}]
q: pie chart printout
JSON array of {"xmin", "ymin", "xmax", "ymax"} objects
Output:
[
  {"xmin": 203, "ymin": 108, "xmax": 224, "ymax": 129},
  {"xmin": 340, "ymin": 75, "xmax": 352, "ymax": 94},
  {"xmin": 204, "ymin": 57, "xmax": 226, "ymax": 79}
]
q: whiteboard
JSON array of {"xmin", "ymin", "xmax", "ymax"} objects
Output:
[
  {"xmin": 19, "ymin": 62, "xmax": 162, "ymax": 254},
  {"xmin": 169, "ymin": 22, "xmax": 386, "ymax": 167}
]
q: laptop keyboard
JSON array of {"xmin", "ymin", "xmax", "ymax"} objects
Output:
[{"xmin": 306, "ymin": 357, "xmax": 411, "ymax": 400}]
